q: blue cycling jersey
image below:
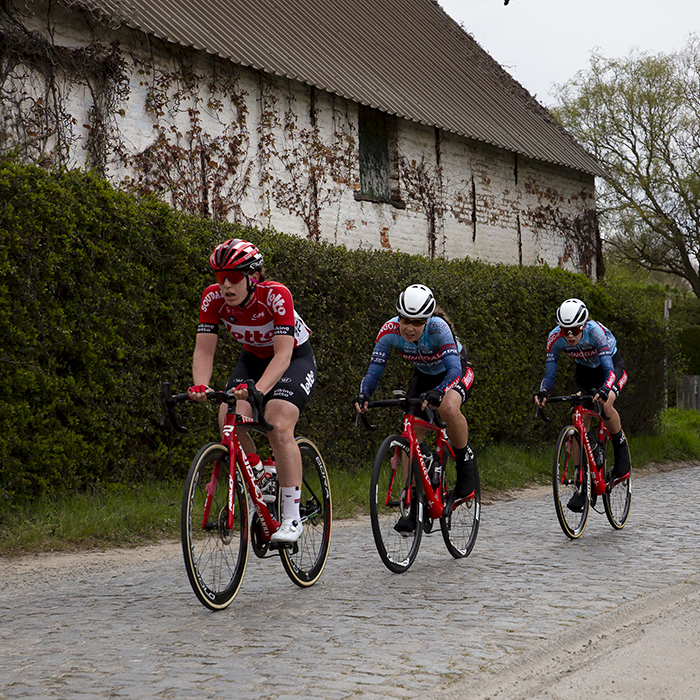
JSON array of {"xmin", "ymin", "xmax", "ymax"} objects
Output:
[
  {"xmin": 360, "ymin": 316, "xmax": 463, "ymax": 396},
  {"xmin": 540, "ymin": 320, "xmax": 617, "ymax": 393}
]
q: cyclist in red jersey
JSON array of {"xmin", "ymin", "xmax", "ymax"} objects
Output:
[{"xmin": 188, "ymin": 239, "xmax": 316, "ymax": 544}]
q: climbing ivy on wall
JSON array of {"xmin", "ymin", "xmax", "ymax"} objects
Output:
[{"xmin": 0, "ymin": 1, "xmax": 600, "ymax": 269}]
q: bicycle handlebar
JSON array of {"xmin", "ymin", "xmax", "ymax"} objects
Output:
[
  {"xmin": 355, "ymin": 391, "xmax": 446, "ymax": 431},
  {"xmin": 535, "ymin": 391, "xmax": 610, "ymax": 423},
  {"xmin": 159, "ymin": 379, "xmax": 274, "ymax": 434}
]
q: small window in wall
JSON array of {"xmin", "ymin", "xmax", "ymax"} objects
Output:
[{"xmin": 356, "ymin": 105, "xmax": 405, "ymax": 208}]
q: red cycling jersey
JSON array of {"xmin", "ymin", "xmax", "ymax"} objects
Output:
[{"xmin": 197, "ymin": 281, "xmax": 311, "ymax": 358}]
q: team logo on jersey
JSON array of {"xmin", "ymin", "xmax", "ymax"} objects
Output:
[
  {"xmin": 252, "ymin": 311, "xmax": 266, "ymax": 320},
  {"xmin": 201, "ymin": 289, "xmax": 221, "ymax": 313},
  {"xmin": 267, "ymin": 290, "xmax": 286, "ymax": 316}
]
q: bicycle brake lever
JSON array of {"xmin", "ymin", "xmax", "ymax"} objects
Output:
[
  {"xmin": 246, "ymin": 379, "xmax": 274, "ymax": 432},
  {"xmin": 536, "ymin": 405, "xmax": 550, "ymax": 423},
  {"xmin": 159, "ymin": 382, "xmax": 189, "ymax": 434},
  {"xmin": 360, "ymin": 413, "xmax": 377, "ymax": 431}
]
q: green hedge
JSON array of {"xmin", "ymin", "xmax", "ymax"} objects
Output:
[{"xmin": 0, "ymin": 160, "xmax": 676, "ymax": 504}]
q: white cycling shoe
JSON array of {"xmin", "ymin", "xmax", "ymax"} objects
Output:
[{"xmin": 270, "ymin": 518, "xmax": 303, "ymax": 544}]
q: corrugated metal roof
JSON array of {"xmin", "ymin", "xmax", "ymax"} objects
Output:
[{"xmin": 79, "ymin": 0, "xmax": 605, "ymax": 177}]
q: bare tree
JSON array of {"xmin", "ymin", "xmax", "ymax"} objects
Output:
[{"xmin": 552, "ymin": 36, "xmax": 700, "ymax": 296}]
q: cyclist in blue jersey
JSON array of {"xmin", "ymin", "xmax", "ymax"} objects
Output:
[
  {"xmin": 534, "ymin": 298, "xmax": 631, "ymax": 511},
  {"xmin": 354, "ymin": 284, "xmax": 477, "ymax": 532}
]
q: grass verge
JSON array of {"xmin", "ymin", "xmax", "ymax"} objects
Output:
[{"xmin": 2, "ymin": 408, "xmax": 698, "ymax": 556}]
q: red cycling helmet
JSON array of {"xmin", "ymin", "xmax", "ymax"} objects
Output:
[{"xmin": 209, "ymin": 239, "xmax": 264, "ymax": 274}]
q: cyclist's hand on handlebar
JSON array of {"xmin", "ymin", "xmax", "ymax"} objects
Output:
[
  {"xmin": 232, "ymin": 382, "xmax": 249, "ymax": 400},
  {"xmin": 534, "ymin": 390, "xmax": 548, "ymax": 407},
  {"xmin": 353, "ymin": 394, "xmax": 370, "ymax": 413},
  {"xmin": 421, "ymin": 389, "xmax": 443, "ymax": 410},
  {"xmin": 593, "ymin": 386, "xmax": 609, "ymax": 405},
  {"xmin": 187, "ymin": 384, "xmax": 212, "ymax": 402}
]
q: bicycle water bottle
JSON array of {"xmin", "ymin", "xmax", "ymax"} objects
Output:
[
  {"xmin": 589, "ymin": 432, "xmax": 603, "ymax": 468},
  {"xmin": 260, "ymin": 458, "xmax": 277, "ymax": 503},
  {"xmin": 431, "ymin": 451, "xmax": 442, "ymax": 488},
  {"xmin": 420, "ymin": 443, "xmax": 438, "ymax": 487},
  {"xmin": 248, "ymin": 454, "xmax": 277, "ymax": 503}
]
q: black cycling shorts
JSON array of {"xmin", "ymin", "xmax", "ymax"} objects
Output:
[
  {"xmin": 225, "ymin": 341, "xmax": 316, "ymax": 412},
  {"xmin": 573, "ymin": 350, "xmax": 628, "ymax": 398},
  {"xmin": 406, "ymin": 351, "xmax": 472, "ymax": 417}
]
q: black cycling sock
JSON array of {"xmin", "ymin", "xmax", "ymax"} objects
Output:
[
  {"xmin": 610, "ymin": 430, "xmax": 623, "ymax": 460},
  {"xmin": 453, "ymin": 445, "xmax": 468, "ymax": 471},
  {"xmin": 454, "ymin": 445, "xmax": 475, "ymax": 478}
]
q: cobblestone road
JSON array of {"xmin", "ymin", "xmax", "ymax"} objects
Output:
[{"xmin": 1, "ymin": 466, "xmax": 699, "ymax": 699}]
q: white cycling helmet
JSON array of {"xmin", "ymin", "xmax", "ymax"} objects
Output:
[
  {"xmin": 396, "ymin": 284, "xmax": 436, "ymax": 320},
  {"xmin": 556, "ymin": 298, "xmax": 589, "ymax": 328}
]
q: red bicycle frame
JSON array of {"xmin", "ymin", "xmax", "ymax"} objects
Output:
[
  {"xmin": 396, "ymin": 411, "xmax": 456, "ymax": 519},
  {"xmin": 161, "ymin": 380, "xmax": 279, "ymax": 542},
  {"xmin": 565, "ymin": 403, "xmax": 611, "ymax": 496}
]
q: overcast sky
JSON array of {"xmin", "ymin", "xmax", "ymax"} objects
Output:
[{"xmin": 438, "ymin": 0, "xmax": 699, "ymax": 106}]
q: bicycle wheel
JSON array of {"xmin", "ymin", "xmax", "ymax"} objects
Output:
[
  {"xmin": 181, "ymin": 443, "xmax": 249, "ymax": 610},
  {"xmin": 369, "ymin": 434, "xmax": 423, "ymax": 573},
  {"xmin": 440, "ymin": 442, "xmax": 480, "ymax": 558},
  {"xmin": 279, "ymin": 437, "xmax": 332, "ymax": 587},
  {"xmin": 552, "ymin": 426, "xmax": 590, "ymax": 539},
  {"xmin": 602, "ymin": 433, "xmax": 632, "ymax": 529}
]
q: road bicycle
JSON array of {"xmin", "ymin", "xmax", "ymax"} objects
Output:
[
  {"xmin": 160, "ymin": 380, "xmax": 332, "ymax": 610},
  {"xmin": 538, "ymin": 392, "xmax": 632, "ymax": 539},
  {"xmin": 359, "ymin": 390, "xmax": 480, "ymax": 573}
]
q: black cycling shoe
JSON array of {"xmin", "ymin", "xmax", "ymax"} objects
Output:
[
  {"xmin": 394, "ymin": 512, "xmax": 417, "ymax": 535},
  {"xmin": 567, "ymin": 490, "xmax": 586, "ymax": 513}
]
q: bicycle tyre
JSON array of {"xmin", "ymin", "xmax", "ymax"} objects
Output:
[
  {"xmin": 552, "ymin": 426, "xmax": 590, "ymax": 539},
  {"xmin": 602, "ymin": 433, "xmax": 632, "ymax": 529},
  {"xmin": 181, "ymin": 443, "xmax": 249, "ymax": 610},
  {"xmin": 440, "ymin": 441, "xmax": 480, "ymax": 558},
  {"xmin": 279, "ymin": 437, "xmax": 332, "ymax": 587},
  {"xmin": 369, "ymin": 434, "xmax": 423, "ymax": 573}
]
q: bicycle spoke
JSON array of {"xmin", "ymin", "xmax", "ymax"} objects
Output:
[
  {"xmin": 279, "ymin": 437, "xmax": 332, "ymax": 587},
  {"xmin": 370, "ymin": 435, "xmax": 422, "ymax": 573},
  {"xmin": 181, "ymin": 444, "xmax": 249, "ymax": 610}
]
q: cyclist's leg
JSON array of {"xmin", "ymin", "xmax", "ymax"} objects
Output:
[
  {"xmin": 265, "ymin": 343, "xmax": 316, "ymax": 543},
  {"xmin": 438, "ymin": 357, "xmax": 477, "ymax": 500},
  {"xmin": 604, "ymin": 353, "xmax": 630, "ymax": 479}
]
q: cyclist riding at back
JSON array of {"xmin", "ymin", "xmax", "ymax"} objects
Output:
[
  {"xmin": 354, "ymin": 284, "xmax": 477, "ymax": 531},
  {"xmin": 533, "ymin": 298, "xmax": 631, "ymax": 510},
  {"xmin": 188, "ymin": 238, "xmax": 316, "ymax": 544}
]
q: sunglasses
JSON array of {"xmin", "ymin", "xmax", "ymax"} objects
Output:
[
  {"xmin": 561, "ymin": 325, "xmax": 583, "ymax": 337},
  {"xmin": 214, "ymin": 269, "xmax": 246, "ymax": 285},
  {"xmin": 398, "ymin": 316, "xmax": 427, "ymax": 327}
]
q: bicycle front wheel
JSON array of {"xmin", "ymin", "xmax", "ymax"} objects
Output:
[
  {"xmin": 602, "ymin": 433, "xmax": 632, "ymax": 529},
  {"xmin": 279, "ymin": 437, "xmax": 332, "ymax": 587},
  {"xmin": 440, "ymin": 442, "xmax": 480, "ymax": 558},
  {"xmin": 369, "ymin": 434, "xmax": 422, "ymax": 573},
  {"xmin": 552, "ymin": 426, "xmax": 590, "ymax": 539},
  {"xmin": 181, "ymin": 443, "xmax": 249, "ymax": 610}
]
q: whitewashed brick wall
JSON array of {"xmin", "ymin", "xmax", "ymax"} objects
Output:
[{"xmin": 17, "ymin": 0, "xmax": 597, "ymax": 275}]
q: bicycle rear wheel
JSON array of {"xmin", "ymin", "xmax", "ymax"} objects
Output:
[
  {"xmin": 369, "ymin": 434, "xmax": 423, "ymax": 573},
  {"xmin": 181, "ymin": 443, "xmax": 249, "ymax": 610},
  {"xmin": 602, "ymin": 433, "xmax": 632, "ymax": 529},
  {"xmin": 279, "ymin": 437, "xmax": 332, "ymax": 587},
  {"xmin": 552, "ymin": 426, "xmax": 590, "ymax": 539},
  {"xmin": 440, "ymin": 442, "xmax": 480, "ymax": 558}
]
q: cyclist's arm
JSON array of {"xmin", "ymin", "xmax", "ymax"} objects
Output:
[
  {"xmin": 256, "ymin": 334, "xmax": 295, "ymax": 396},
  {"xmin": 191, "ymin": 332, "xmax": 218, "ymax": 401}
]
